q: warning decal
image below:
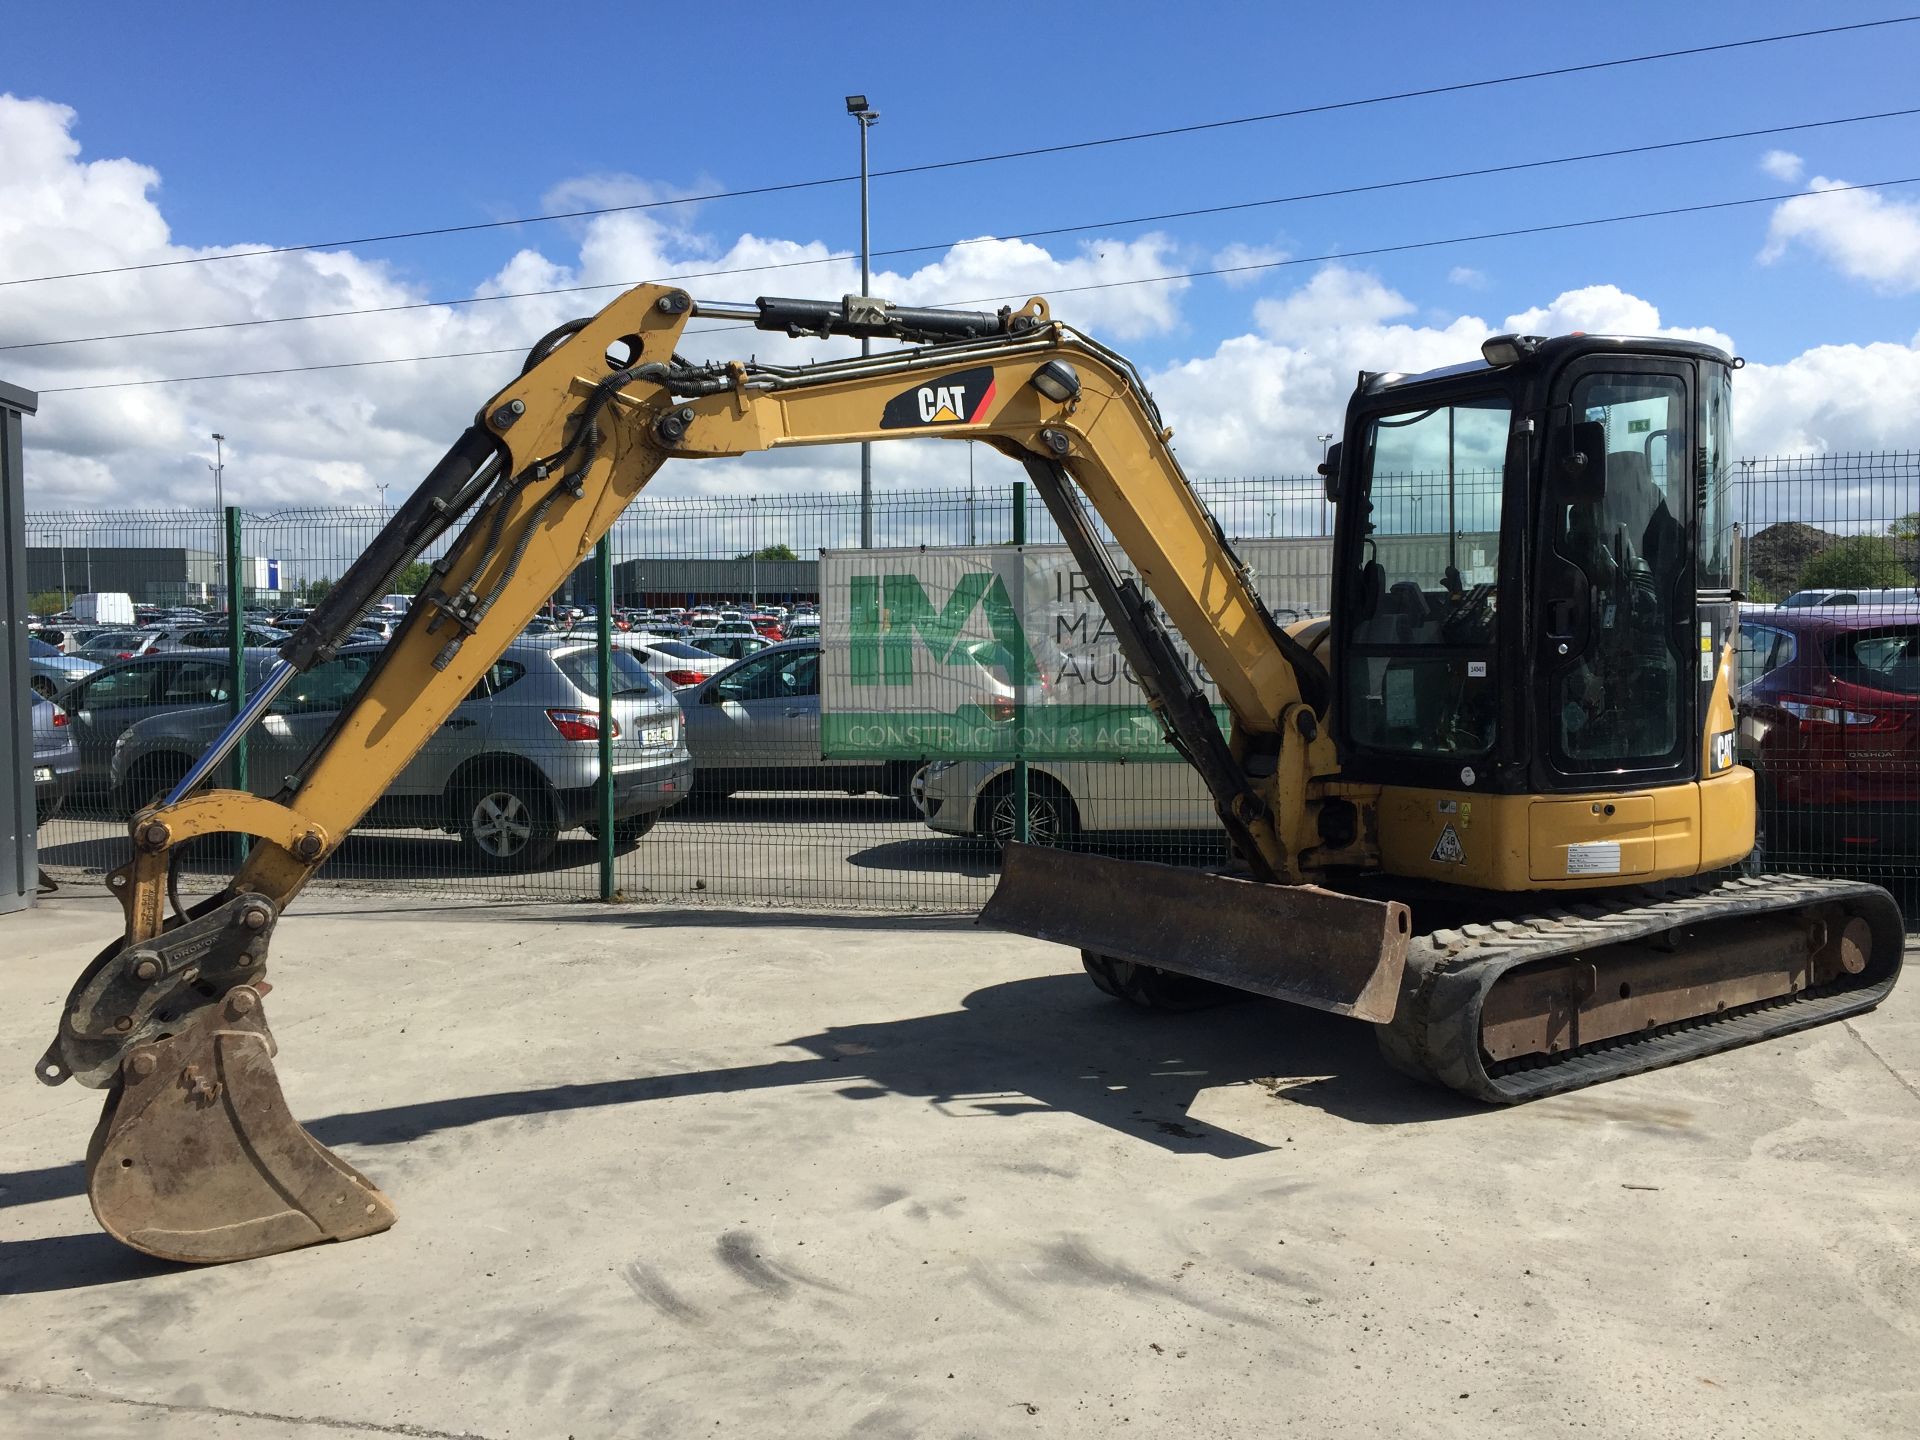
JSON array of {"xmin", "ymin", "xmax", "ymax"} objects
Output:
[{"xmin": 1429, "ymin": 823, "xmax": 1466, "ymax": 866}]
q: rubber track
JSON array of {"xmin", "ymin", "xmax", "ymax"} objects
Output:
[{"xmin": 1375, "ymin": 873, "xmax": 1906, "ymax": 1104}]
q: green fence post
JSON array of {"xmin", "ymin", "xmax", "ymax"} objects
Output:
[
  {"xmin": 595, "ymin": 536, "xmax": 616, "ymax": 900},
  {"xmin": 225, "ymin": 504, "xmax": 248, "ymax": 863},
  {"xmin": 1011, "ymin": 480, "xmax": 1030, "ymax": 845}
]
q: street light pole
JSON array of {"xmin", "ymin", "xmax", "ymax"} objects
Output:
[
  {"xmin": 749, "ymin": 496, "xmax": 759, "ymax": 608},
  {"xmin": 846, "ymin": 95, "xmax": 879, "ymax": 550},
  {"xmin": 210, "ymin": 432, "xmax": 227, "ymax": 608}
]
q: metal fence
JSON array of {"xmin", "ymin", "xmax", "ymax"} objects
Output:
[{"xmin": 25, "ymin": 452, "xmax": 1920, "ymax": 913}]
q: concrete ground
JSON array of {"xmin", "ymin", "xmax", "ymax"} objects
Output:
[{"xmin": 2, "ymin": 894, "xmax": 1917, "ymax": 1439}]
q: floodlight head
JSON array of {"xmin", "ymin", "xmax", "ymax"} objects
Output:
[{"xmin": 845, "ymin": 95, "xmax": 867, "ymax": 113}]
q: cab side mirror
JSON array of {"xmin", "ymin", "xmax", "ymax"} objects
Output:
[
  {"xmin": 1319, "ymin": 441, "xmax": 1344, "ymax": 504},
  {"xmin": 1558, "ymin": 420, "xmax": 1609, "ymax": 502}
]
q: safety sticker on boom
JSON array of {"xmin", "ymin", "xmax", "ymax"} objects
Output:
[{"xmin": 880, "ymin": 366, "xmax": 998, "ymax": 429}]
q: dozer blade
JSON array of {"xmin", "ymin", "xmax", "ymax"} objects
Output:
[
  {"xmin": 86, "ymin": 985, "xmax": 395, "ymax": 1264},
  {"xmin": 980, "ymin": 843, "xmax": 1411, "ymax": 1022}
]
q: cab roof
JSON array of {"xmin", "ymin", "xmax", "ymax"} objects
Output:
[{"xmin": 1359, "ymin": 333, "xmax": 1736, "ymax": 398}]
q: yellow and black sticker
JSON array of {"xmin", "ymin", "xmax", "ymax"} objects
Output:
[
  {"xmin": 1710, "ymin": 728, "xmax": 1735, "ymax": 772},
  {"xmin": 880, "ymin": 366, "xmax": 997, "ymax": 429}
]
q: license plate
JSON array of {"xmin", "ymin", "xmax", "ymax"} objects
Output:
[
  {"xmin": 34, "ymin": 767, "xmax": 54, "ymax": 783},
  {"xmin": 642, "ymin": 725, "xmax": 675, "ymax": 746}
]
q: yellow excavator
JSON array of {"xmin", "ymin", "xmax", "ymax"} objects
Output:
[{"xmin": 36, "ymin": 283, "xmax": 1903, "ymax": 1264}]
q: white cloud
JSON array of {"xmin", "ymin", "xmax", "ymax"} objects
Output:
[
  {"xmin": 1502, "ymin": 284, "xmax": 1734, "ymax": 354},
  {"xmin": 1760, "ymin": 150, "xmax": 1804, "ymax": 183},
  {"xmin": 1212, "ymin": 242, "xmax": 1288, "ymax": 287},
  {"xmin": 1149, "ymin": 269, "xmax": 1759, "ymax": 473},
  {"xmin": 1759, "ymin": 176, "xmax": 1920, "ymax": 292},
  {"xmin": 1446, "ymin": 266, "xmax": 1487, "ymax": 289},
  {"xmin": 0, "ymin": 95, "xmax": 1185, "ymax": 511},
  {"xmin": 7, "ymin": 91, "xmax": 1920, "ymax": 533}
]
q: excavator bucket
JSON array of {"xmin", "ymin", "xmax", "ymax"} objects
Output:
[
  {"xmin": 980, "ymin": 844, "xmax": 1411, "ymax": 1022},
  {"xmin": 85, "ymin": 985, "xmax": 395, "ymax": 1264}
]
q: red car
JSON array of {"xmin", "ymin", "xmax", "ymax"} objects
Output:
[
  {"xmin": 747, "ymin": 613, "xmax": 785, "ymax": 641},
  {"xmin": 1737, "ymin": 607, "xmax": 1919, "ymax": 860}
]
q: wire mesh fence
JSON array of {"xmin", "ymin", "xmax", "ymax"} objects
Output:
[{"xmin": 23, "ymin": 451, "xmax": 1920, "ymax": 914}]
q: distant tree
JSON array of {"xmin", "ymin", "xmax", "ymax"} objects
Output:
[
  {"xmin": 298, "ymin": 576, "xmax": 335, "ymax": 602},
  {"xmin": 1890, "ymin": 512, "xmax": 1920, "ymax": 542},
  {"xmin": 1797, "ymin": 535, "xmax": 1908, "ymax": 590},
  {"xmin": 736, "ymin": 542, "xmax": 798, "ymax": 562},
  {"xmin": 29, "ymin": 590, "xmax": 68, "ymax": 614},
  {"xmin": 394, "ymin": 559, "xmax": 434, "ymax": 593}
]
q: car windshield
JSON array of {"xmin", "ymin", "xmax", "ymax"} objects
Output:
[
  {"xmin": 29, "ymin": 638, "xmax": 61, "ymax": 657},
  {"xmin": 555, "ymin": 645, "xmax": 664, "ymax": 698},
  {"xmin": 644, "ymin": 640, "xmax": 713, "ymax": 660}
]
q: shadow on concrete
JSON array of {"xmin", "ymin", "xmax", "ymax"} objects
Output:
[
  {"xmin": 0, "ymin": 1231, "xmax": 184, "ymax": 1295},
  {"xmin": 0, "ymin": 973, "xmax": 1482, "ymax": 1296}
]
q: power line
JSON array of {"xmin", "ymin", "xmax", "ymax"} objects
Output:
[
  {"xmin": 37, "ymin": 176, "xmax": 1914, "ymax": 396},
  {"xmin": 9, "ymin": 104, "xmax": 1916, "ymax": 354},
  {"xmin": 3, "ymin": 14, "xmax": 1912, "ymax": 290}
]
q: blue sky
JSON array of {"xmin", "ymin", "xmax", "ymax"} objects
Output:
[{"xmin": 4, "ymin": 2, "xmax": 1919, "ymax": 509}]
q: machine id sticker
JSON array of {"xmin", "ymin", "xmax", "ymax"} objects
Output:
[
  {"xmin": 1566, "ymin": 841, "xmax": 1622, "ymax": 876},
  {"xmin": 1699, "ymin": 620, "xmax": 1715, "ymax": 682},
  {"xmin": 1429, "ymin": 823, "xmax": 1466, "ymax": 865},
  {"xmin": 1467, "ymin": 660, "xmax": 1487, "ymax": 677}
]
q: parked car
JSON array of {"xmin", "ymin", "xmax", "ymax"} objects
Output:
[
  {"xmin": 1737, "ymin": 607, "xmax": 1919, "ymax": 861},
  {"xmin": 1781, "ymin": 588, "xmax": 1920, "ymax": 608},
  {"xmin": 921, "ymin": 758, "xmax": 1217, "ymax": 849},
  {"xmin": 28, "ymin": 637, "xmax": 99, "ymax": 699},
  {"xmin": 112, "ymin": 637, "xmax": 691, "ymax": 869},
  {"xmin": 677, "ymin": 639, "xmax": 919, "ymax": 808},
  {"xmin": 74, "ymin": 629, "xmax": 163, "ymax": 662},
  {"xmin": 690, "ymin": 633, "xmax": 769, "ymax": 663},
  {"xmin": 617, "ymin": 634, "xmax": 732, "ymax": 688},
  {"xmin": 31, "ymin": 695, "xmax": 79, "ymax": 823},
  {"xmin": 60, "ymin": 651, "xmax": 275, "ymax": 801},
  {"xmin": 147, "ymin": 622, "xmax": 290, "ymax": 653}
]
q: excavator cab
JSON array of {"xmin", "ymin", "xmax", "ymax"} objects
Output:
[{"xmin": 1331, "ymin": 334, "xmax": 1736, "ymax": 844}]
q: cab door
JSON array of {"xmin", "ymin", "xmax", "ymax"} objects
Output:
[{"xmin": 1535, "ymin": 361, "xmax": 1697, "ymax": 789}]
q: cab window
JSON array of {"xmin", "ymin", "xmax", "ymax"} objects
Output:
[
  {"xmin": 1343, "ymin": 395, "xmax": 1509, "ymax": 756},
  {"xmin": 1544, "ymin": 373, "xmax": 1688, "ymax": 770}
]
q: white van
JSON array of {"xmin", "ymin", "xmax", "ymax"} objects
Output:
[{"xmin": 72, "ymin": 592, "xmax": 135, "ymax": 625}]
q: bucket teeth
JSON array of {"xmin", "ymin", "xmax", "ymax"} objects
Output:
[{"xmin": 86, "ymin": 987, "xmax": 395, "ymax": 1264}]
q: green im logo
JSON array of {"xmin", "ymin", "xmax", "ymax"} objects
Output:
[{"xmin": 849, "ymin": 572, "xmax": 1036, "ymax": 687}]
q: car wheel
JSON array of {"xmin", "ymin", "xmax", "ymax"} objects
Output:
[
  {"xmin": 587, "ymin": 812, "xmax": 659, "ymax": 846},
  {"xmin": 980, "ymin": 774, "xmax": 1075, "ymax": 852},
  {"xmin": 30, "ymin": 674, "xmax": 57, "ymax": 699},
  {"xmin": 456, "ymin": 775, "xmax": 559, "ymax": 871},
  {"xmin": 897, "ymin": 761, "xmax": 932, "ymax": 820}
]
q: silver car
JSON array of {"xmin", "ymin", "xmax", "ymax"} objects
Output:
[
  {"xmin": 677, "ymin": 639, "xmax": 917, "ymax": 810},
  {"xmin": 112, "ymin": 637, "xmax": 691, "ymax": 870},
  {"xmin": 147, "ymin": 622, "xmax": 290, "ymax": 653},
  {"xmin": 28, "ymin": 636, "xmax": 98, "ymax": 699},
  {"xmin": 58, "ymin": 650, "xmax": 269, "ymax": 801},
  {"xmin": 32, "ymin": 694, "xmax": 79, "ymax": 823}
]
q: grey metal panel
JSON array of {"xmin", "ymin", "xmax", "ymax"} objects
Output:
[{"xmin": 2, "ymin": 381, "xmax": 41, "ymax": 913}]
